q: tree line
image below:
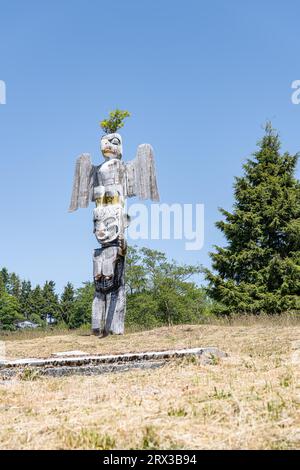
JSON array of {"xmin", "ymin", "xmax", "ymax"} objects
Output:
[{"xmin": 0, "ymin": 246, "xmax": 210, "ymax": 331}]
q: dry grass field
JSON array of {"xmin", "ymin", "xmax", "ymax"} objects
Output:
[{"xmin": 0, "ymin": 316, "xmax": 299, "ymax": 450}]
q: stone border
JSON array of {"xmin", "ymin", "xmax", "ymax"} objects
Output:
[{"xmin": 0, "ymin": 347, "xmax": 226, "ymax": 369}]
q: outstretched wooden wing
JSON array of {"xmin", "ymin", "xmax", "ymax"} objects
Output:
[
  {"xmin": 125, "ymin": 144, "xmax": 159, "ymax": 201},
  {"xmin": 69, "ymin": 153, "xmax": 95, "ymax": 212}
]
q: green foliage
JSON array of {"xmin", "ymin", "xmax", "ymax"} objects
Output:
[
  {"xmin": 126, "ymin": 291, "xmax": 162, "ymax": 329},
  {"xmin": 168, "ymin": 407, "xmax": 188, "ymax": 417},
  {"xmin": 0, "ymin": 291, "xmax": 23, "ymax": 330},
  {"xmin": 26, "ymin": 285, "xmax": 46, "ymax": 325},
  {"xmin": 19, "ymin": 367, "xmax": 41, "ymax": 381},
  {"xmin": 141, "ymin": 426, "xmax": 161, "ymax": 450},
  {"xmin": 19, "ymin": 280, "xmax": 32, "ymax": 319},
  {"xmin": 41, "ymin": 281, "xmax": 61, "ymax": 322},
  {"xmin": 0, "ymin": 276, "xmax": 5, "ymax": 296},
  {"xmin": 100, "ymin": 109, "xmax": 131, "ymax": 134},
  {"xmin": 60, "ymin": 282, "xmax": 76, "ymax": 325},
  {"xmin": 68, "ymin": 282, "xmax": 94, "ymax": 329},
  {"xmin": 24, "ymin": 281, "xmax": 61, "ymax": 326},
  {"xmin": 125, "ymin": 246, "xmax": 208, "ymax": 328},
  {"xmin": 206, "ymin": 123, "xmax": 300, "ymax": 314},
  {"xmin": 0, "ymin": 268, "xmax": 9, "ymax": 291},
  {"xmin": 7, "ymin": 272, "xmax": 21, "ymax": 298}
]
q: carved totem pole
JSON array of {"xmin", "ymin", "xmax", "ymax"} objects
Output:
[{"xmin": 69, "ymin": 110, "xmax": 159, "ymax": 336}]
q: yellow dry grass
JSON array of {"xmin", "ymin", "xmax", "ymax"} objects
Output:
[{"xmin": 0, "ymin": 317, "xmax": 299, "ymax": 450}]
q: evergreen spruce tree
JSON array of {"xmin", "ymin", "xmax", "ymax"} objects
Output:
[
  {"xmin": 7, "ymin": 272, "xmax": 21, "ymax": 299},
  {"xmin": 27, "ymin": 285, "xmax": 46, "ymax": 324},
  {"xmin": 19, "ymin": 280, "xmax": 32, "ymax": 319},
  {"xmin": 60, "ymin": 282, "xmax": 75, "ymax": 326},
  {"xmin": 41, "ymin": 281, "xmax": 61, "ymax": 323},
  {"xmin": 206, "ymin": 124, "xmax": 300, "ymax": 314},
  {"xmin": 0, "ymin": 275, "xmax": 5, "ymax": 296},
  {"xmin": 0, "ymin": 268, "xmax": 9, "ymax": 292}
]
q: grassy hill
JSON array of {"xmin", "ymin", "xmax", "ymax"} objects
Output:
[{"xmin": 0, "ymin": 316, "xmax": 299, "ymax": 450}]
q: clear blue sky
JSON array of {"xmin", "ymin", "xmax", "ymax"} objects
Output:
[{"xmin": 1, "ymin": 0, "xmax": 300, "ymax": 292}]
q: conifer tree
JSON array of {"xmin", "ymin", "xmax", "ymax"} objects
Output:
[
  {"xmin": 27, "ymin": 285, "xmax": 46, "ymax": 324},
  {"xmin": 206, "ymin": 124, "xmax": 300, "ymax": 314},
  {"xmin": 60, "ymin": 282, "xmax": 75, "ymax": 326},
  {"xmin": 19, "ymin": 280, "xmax": 32, "ymax": 319},
  {"xmin": 41, "ymin": 281, "xmax": 61, "ymax": 322},
  {"xmin": 0, "ymin": 275, "xmax": 5, "ymax": 296},
  {"xmin": 7, "ymin": 273, "xmax": 21, "ymax": 299},
  {"xmin": 0, "ymin": 268, "xmax": 9, "ymax": 292}
]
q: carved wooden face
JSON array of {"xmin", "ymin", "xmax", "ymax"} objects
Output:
[
  {"xmin": 93, "ymin": 205, "xmax": 123, "ymax": 244},
  {"xmin": 101, "ymin": 133, "xmax": 122, "ymax": 160}
]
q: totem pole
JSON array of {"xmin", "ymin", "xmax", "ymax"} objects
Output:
[{"xmin": 69, "ymin": 110, "xmax": 159, "ymax": 336}]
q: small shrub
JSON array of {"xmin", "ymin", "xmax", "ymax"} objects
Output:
[
  {"xmin": 210, "ymin": 386, "xmax": 232, "ymax": 400},
  {"xmin": 141, "ymin": 426, "xmax": 161, "ymax": 450},
  {"xmin": 168, "ymin": 407, "xmax": 188, "ymax": 417},
  {"xmin": 18, "ymin": 367, "xmax": 41, "ymax": 381}
]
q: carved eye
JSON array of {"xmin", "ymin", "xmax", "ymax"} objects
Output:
[
  {"xmin": 105, "ymin": 217, "xmax": 115, "ymax": 227},
  {"xmin": 110, "ymin": 138, "xmax": 120, "ymax": 145}
]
